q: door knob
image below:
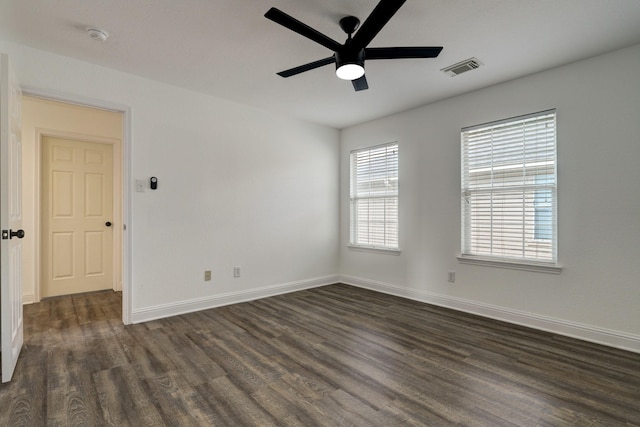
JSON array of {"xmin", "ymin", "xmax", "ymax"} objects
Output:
[
  {"xmin": 105, "ymin": 221, "xmax": 112, "ymax": 227},
  {"xmin": 9, "ymin": 229, "xmax": 25, "ymax": 239}
]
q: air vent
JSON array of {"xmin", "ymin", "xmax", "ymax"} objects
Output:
[{"xmin": 441, "ymin": 57, "xmax": 482, "ymax": 77}]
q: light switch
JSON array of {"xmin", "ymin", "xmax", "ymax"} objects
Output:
[{"xmin": 136, "ymin": 179, "xmax": 146, "ymax": 192}]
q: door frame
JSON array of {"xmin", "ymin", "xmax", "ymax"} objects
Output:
[
  {"xmin": 24, "ymin": 87, "xmax": 132, "ymax": 324},
  {"xmin": 37, "ymin": 131, "xmax": 120, "ymax": 299}
]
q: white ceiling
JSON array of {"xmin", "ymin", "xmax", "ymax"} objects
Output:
[{"xmin": 1, "ymin": 0, "xmax": 640, "ymax": 129}]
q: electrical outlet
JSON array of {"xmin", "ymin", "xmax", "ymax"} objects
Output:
[
  {"xmin": 233, "ymin": 267, "xmax": 241, "ymax": 278},
  {"xmin": 204, "ymin": 270, "xmax": 212, "ymax": 281},
  {"xmin": 447, "ymin": 271, "xmax": 455, "ymax": 283}
]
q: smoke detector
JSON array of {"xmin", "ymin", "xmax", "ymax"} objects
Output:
[
  {"xmin": 87, "ymin": 27, "xmax": 109, "ymax": 42},
  {"xmin": 441, "ymin": 57, "xmax": 482, "ymax": 77}
]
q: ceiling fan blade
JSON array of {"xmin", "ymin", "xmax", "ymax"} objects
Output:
[
  {"xmin": 265, "ymin": 8, "xmax": 342, "ymax": 52},
  {"xmin": 351, "ymin": 0, "xmax": 407, "ymax": 49},
  {"xmin": 277, "ymin": 56, "xmax": 336, "ymax": 78},
  {"xmin": 352, "ymin": 75, "xmax": 369, "ymax": 91},
  {"xmin": 365, "ymin": 46, "xmax": 443, "ymax": 60}
]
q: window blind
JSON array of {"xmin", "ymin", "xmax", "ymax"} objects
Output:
[
  {"xmin": 350, "ymin": 143, "xmax": 399, "ymax": 249},
  {"xmin": 461, "ymin": 110, "xmax": 557, "ymax": 263}
]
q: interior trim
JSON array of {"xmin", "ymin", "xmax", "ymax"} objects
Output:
[
  {"xmin": 457, "ymin": 255, "xmax": 562, "ymax": 274},
  {"xmin": 131, "ymin": 274, "xmax": 339, "ymax": 324},
  {"xmin": 22, "ymin": 293, "xmax": 34, "ymax": 305},
  {"xmin": 340, "ymin": 274, "xmax": 640, "ymax": 354}
]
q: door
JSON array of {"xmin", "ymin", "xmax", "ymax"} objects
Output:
[
  {"xmin": 41, "ymin": 136, "xmax": 114, "ymax": 297},
  {"xmin": 1, "ymin": 53, "xmax": 24, "ymax": 383}
]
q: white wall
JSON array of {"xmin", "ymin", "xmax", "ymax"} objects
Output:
[
  {"xmin": 0, "ymin": 41, "xmax": 340, "ymax": 320},
  {"xmin": 340, "ymin": 44, "xmax": 640, "ymax": 352}
]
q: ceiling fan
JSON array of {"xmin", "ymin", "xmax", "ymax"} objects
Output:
[{"xmin": 265, "ymin": 0, "xmax": 443, "ymax": 91}]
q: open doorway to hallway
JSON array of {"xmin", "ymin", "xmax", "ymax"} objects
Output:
[{"xmin": 21, "ymin": 96, "xmax": 124, "ymax": 303}]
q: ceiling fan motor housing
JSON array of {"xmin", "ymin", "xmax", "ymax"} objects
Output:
[{"xmin": 335, "ymin": 49, "xmax": 365, "ymax": 72}]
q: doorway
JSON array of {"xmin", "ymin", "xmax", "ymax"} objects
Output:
[{"xmin": 21, "ymin": 95, "xmax": 126, "ymax": 306}]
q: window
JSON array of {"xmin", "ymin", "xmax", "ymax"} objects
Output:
[
  {"xmin": 350, "ymin": 142, "xmax": 399, "ymax": 250},
  {"xmin": 534, "ymin": 174, "xmax": 553, "ymax": 240},
  {"xmin": 461, "ymin": 110, "xmax": 557, "ymax": 267}
]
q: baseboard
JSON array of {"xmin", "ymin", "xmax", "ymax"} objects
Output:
[
  {"xmin": 22, "ymin": 293, "xmax": 35, "ymax": 305},
  {"xmin": 131, "ymin": 274, "xmax": 338, "ymax": 324},
  {"xmin": 340, "ymin": 274, "xmax": 640, "ymax": 354}
]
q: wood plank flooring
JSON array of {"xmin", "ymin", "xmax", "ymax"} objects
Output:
[{"xmin": 1, "ymin": 284, "xmax": 639, "ymax": 426}]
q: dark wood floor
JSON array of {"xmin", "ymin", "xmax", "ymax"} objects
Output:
[{"xmin": 1, "ymin": 284, "xmax": 639, "ymax": 426}]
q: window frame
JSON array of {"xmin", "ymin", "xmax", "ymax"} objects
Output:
[
  {"xmin": 458, "ymin": 110, "xmax": 561, "ymax": 273},
  {"xmin": 349, "ymin": 142, "xmax": 400, "ymax": 253}
]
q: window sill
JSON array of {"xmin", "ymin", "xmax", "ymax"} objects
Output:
[
  {"xmin": 348, "ymin": 245, "xmax": 401, "ymax": 256},
  {"xmin": 457, "ymin": 255, "xmax": 562, "ymax": 274}
]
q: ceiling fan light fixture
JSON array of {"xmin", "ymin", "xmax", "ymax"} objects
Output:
[
  {"xmin": 335, "ymin": 49, "xmax": 365, "ymax": 80},
  {"xmin": 336, "ymin": 63, "xmax": 365, "ymax": 80}
]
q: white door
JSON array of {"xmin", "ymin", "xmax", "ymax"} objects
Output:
[
  {"xmin": 0, "ymin": 53, "xmax": 24, "ymax": 383},
  {"xmin": 41, "ymin": 136, "xmax": 114, "ymax": 297}
]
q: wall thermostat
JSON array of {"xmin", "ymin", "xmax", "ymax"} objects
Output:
[{"xmin": 150, "ymin": 176, "xmax": 158, "ymax": 190}]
